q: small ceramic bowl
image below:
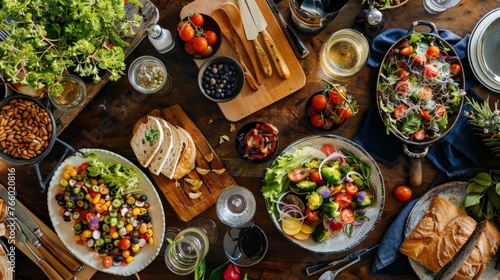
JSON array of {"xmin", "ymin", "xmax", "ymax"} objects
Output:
[
  {"xmin": 176, "ymin": 14, "xmax": 222, "ymax": 59},
  {"xmin": 198, "ymin": 55, "xmax": 244, "ymax": 103},
  {"xmin": 128, "ymin": 55, "xmax": 171, "ymax": 94},
  {"xmin": 235, "ymin": 121, "xmax": 279, "ymax": 164},
  {"xmin": 305, "ymin": 90, "xmax": 345, "ymax": 132}
]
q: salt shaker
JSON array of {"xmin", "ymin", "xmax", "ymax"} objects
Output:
[
  {"xmin": 147, "ymin": 24, "xmax": 175, "ymax": 54},
  {"xmin": 354, "ymin": 0, "xmax": 385, "ymax": 39}
]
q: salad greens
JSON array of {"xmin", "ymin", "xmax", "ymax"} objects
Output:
[{"xmin": 83, "ymin": 152, "xmax": 142, "ymax": 195}]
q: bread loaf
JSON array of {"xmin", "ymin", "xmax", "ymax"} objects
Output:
[
  {"xmin": 160, "ymin": 123, "xmax": 183, "ymax": 179},
  {"xmin": 148, "ymin": 118, "xmax": 174, "ymax": 176},
  {"xmin": 399, "ymin": 195, "xmax": 477, "ymax": 272},
  {"xmin": 172, "ymin": 126, "xmax": 197, "ymax": 180},
  {"xmin": 130, "ymin": 116, "xmax": 164, "ymax": 167},
  {"xmin": 451, "ymin": 221, "xmax": 500, "ymax": 280}
]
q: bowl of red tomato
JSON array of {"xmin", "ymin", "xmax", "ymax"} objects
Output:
[
  {"xmin": 305, "ymin": 81, "xmax": 358, "ymax": 132},
  {"xmin": 176, "ymin": 13, "xmax": 222, "ymax": 59}
]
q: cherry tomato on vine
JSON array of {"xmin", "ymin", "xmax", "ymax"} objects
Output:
[
  {"xmin": 329, "ymin": 88, "xmax": 346, "ymax": 105},
  {"xmin": 322, "ymin": 119, "xmax": 334, "ymax": 130},
  {"xmin": 183, "ymin": 40, "xmax": 197, "ymax": 55},
  {"xmin": 178, "ymin": 24, "xmax": 195, "ymax": 42},
  {"xmin": 336, "ymin": 106, "xmax": 352, "ymax": 119},
  {"xmin": 205, "ymin": 30, "xmax": 217, "ymax": 45},
  {"xmin": 199, "ymin": 45, "xmax": 213, "ymax": 57},
  {"xmin": 189, "ymin": 13, "xmax": 204, "ymax": 27},
  {"xmin": 311, "ymin": 94, "xmax": 328, "ymax": 111},
  {"xmin": 310, "ymin": 113, "xmax": 325, "ymax": 128},
  {"xmin": 192, "ymin": 36, "xmax": 208, "ymax": 53},
  {"xmin": 333, "ymin": 117, "xmax": 345, "ymax": 125},
  {"xmin": 394, "ymin": 185, "xmax": 412, "ymax": 202}
]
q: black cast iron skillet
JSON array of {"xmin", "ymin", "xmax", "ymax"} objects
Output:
[
  {"xmin": 376, "ymin": 21, "xmax": 465, "ymax": 186},
  {"xmin": 0, "ymin": 95, "xmax": 78, "ymax": 191}
]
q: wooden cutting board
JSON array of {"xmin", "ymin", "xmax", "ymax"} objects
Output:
[
  {"xmin": 180, "ymin": 0, "xmax": 306, "ymax": 122},
  {"xmin": 135, "ymin": 105, "xmax": 236, "ymax": 222}
]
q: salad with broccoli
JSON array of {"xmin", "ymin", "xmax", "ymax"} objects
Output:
[{"xmin": 262, "ymin": 143, "xmax": 374, "ymax": 242}]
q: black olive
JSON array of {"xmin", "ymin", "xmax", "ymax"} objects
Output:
[
  {"xmin": 131, "ymin": 237, "xmax": 140, "ymax": 244},
  {"xmin": 139, "ymin": 195, "xmax": 147, "ymax": 202}
]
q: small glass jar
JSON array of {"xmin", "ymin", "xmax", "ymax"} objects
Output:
[
  {"xmin": 128, "ymin": 55, "xmax": 172, "ymax": 94},
  {"xmin": 49, "ymin": 74, "xmax": 86, "ymax": 111}
]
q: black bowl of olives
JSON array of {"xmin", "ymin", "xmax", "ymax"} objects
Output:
[{"xmin": 198, "ymin": 55, "xmax": 244, "ymax": 103}]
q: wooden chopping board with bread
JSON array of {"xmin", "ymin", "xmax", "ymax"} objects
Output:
[
  {"xmin": 131, "ymin": 105, "xmax": 235, "ymax": 222},
  {"xmin": 400, "ymin": 181, "xmax": 500, "ymax": 279}
]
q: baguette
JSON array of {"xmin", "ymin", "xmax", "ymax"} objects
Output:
[{"xmin": 130, "ymin": 116, "xmax": 164, "ymax": 167}]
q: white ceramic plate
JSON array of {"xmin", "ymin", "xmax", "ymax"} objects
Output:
[
  {"xmin": 265, "ymin": 135, "xmax": 385, "ymax": 254},
  {"xmin": 47, "ymin": 149, "xmax": 165, "ymax": 276},
  {"xmin": 468, "ymin": 8, "xmax": 500, "ymax": 93},
  {"xmin": 404, "ymin": 181, "xmax": 500, "ymax": 279}
]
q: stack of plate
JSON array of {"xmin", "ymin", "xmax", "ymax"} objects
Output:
[{"xmin": 469, "ymin": 8, "xmax": 500, "ymax": 93}]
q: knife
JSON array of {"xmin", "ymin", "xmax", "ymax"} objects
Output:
[
  {"xmin": 305, "ymin": 244, "xmax": 380, "ymax": 276},
  {"xmin": 434, "ymin": 221, "xmax": 487, "ymax": 280},
  {"xmin": 0, "ymin": 184, "xmax": 84, "ymax": 272},
  {"xmin": 18, "ymin": 220, "xmax": 75, "ymax": 280},
  {"xmin": 245, "ymin": 0, "xmax": 291, "ymax": 79},
  {"xmin": 238, "ymin": 0, "xmax": 273, "ymax": 78},
  {"xmin": 266, "ymin": 0, "xmax": 310, "ymax": 59}
]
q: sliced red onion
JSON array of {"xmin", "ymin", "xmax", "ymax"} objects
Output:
[
  {"xmin": 343, "ymin": 171, "xmax": 364, "ymax": 183},
  {"xmin": 318, "ymin": 151, "xmax": 347, "ymax": 179}
]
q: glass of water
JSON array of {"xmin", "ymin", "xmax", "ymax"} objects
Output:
[
  {"xmin": 164, "ymin": 227, "xmax": 209, "ymax": 275},
  {"xmin": 423, "ymin": 0, "xmax": 461, "ymax": 14}
]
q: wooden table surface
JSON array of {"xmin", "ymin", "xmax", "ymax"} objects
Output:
[{"xmin": 2, "ymin": 0, "xmax": 500, "ymax": 279}]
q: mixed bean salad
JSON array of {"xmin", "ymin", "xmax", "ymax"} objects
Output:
[{"xmin": 54, "ymin": 153, "xmax": 154, "ymax": 268}]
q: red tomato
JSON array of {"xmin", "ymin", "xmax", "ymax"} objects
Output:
[
  {"xmin": 400, "ymin": 45, "xmax": 413, "ymax": 56},
  {"xmin": 305, "ymin": 208, "xmax": 322, "ymax": 225},
  {"xmin": 426, "ymin": 46, "xmax": 440, "ymax": 60},
  {"xmin": 287, "ymin": 167, "xmax": 308, "ymax": 183},
  {"xmin": 412, "ymin": 129, "xmax": 426, "ymax": 141},
  {"xmin": 336, "ymin": 106, "xmax": 352, "ymax": 119},
  {"xmin": 189, "ymin": 13, "xmax": 204, "ymax": 27},
  {"xmin": 333, "ymin": 117, "xmax": 345, "ymax": 125},
  {"xmin": 419, "ymin": 110, "xmax": 431, "ymax": 121},
  {"xmin": 328, "ymin": 220, "xmax": 343, "ymax": 232},
  {"xmin": 329, "ymin": 87, "xmax": 346, "ymax": 105},
  {"xmin": 435, "ymin": 105, "xmax": 446, "ymax": 119},
  {"xmin": 345, "ymin": 182, "xmax": 358, "ymax": 195},
  {"xmin": 394, "ymin": 185, "xmax": 412, "ymax": 202},
  {"xmin": 395, "ymin": 80, "xmax": 410, "ymax": 96},
  {"xmin": 310, "ymin": 170, "xmax": 326, "ymax": 186},
  {"xmin": 205, "ymin": 30, "xmax": 217, "ymax": 45},
  {"xmin": 423, "ymin": 64, "xmax": 438, "ymax": 78},
  {"xmin": 340, "ymin": 208, "xmax": 355, "ymax": 224},
  {"xmin": 223, "ymin": 263, "xmax": 241, "ymax": 280},
  {"xmin": 450, "ymin": 64, "xmax": 461, "ymax": 77},
  {"xmin": 321, "ymin": 144, "xmax": 337, "ymax": 156},
  {"xmin": 396, "ymin": 69, "xmax": 409, "ymax": 81},
  {"xmin": 322, "ymin": 118, "xmax": 334, "ymax": 130},
  {"xmin": 102, "ymin": 256, "xmax": 113, "ymax": 268},
  {"xmin": 118, "ymin": 238, "xmax": 131, "ymax": 251},
  {"xmin": 178, "ymin": 24, "xmax": 195, "ymax": 42},
  {"xmin": 192, "ymin": 36, "xmax": 208, "ymax": 53},
  {"xmin": 311, "ymin": 94, "xmax": 328, "ymax": 111},
  {"xmin": 335, "ymin": 193, "xmax": 352, "ymax": 207},
  {"xmin": 184, "ymin": 40, "xmax": 197, "ymax": 55},
  {"xmin": 394, "ymin": 104, "xmax": 409, "ymax": 119},
  {"xmin": 310, "ymin": 113, "xmax": 325, "ymax": 128},
  {"xmin": 199, "ymin": 45, "xmax": 213, "ymax": 57},
  {"xmin": 417, "ymin": 86, "xmax": 433, "ymax": 101},
  {"xmin": 413, "ymin": 54, "xmax": 426, "ymax": 65}
]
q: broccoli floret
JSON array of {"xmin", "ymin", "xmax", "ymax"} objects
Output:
[
  {"xmin": 320, "ymin": 162, "xmax": 342, "ymax": 185},
  {"xmin": 312, "ymin": 225, "xmax": 330, "ymax": 243},
  {"xmin": 295, "ymin": 180, "xmax": 318, "ymax": 192},
  {"xmin": 306, "ymin": 191, "xmax": 323, "ymax": 210},
  {"xmin": 350, "ymin": 173, "xmax": 365, "ymax": 188},
  {"xmin": 304, "ymin": 158, "xmax": 322, "ymax": 170},
  {"xmin": 320, "ymin": 201, "xmax": 339, "ymax": 219},
  {"xmin": 340, "ymin": 163, "xmax": 350, "ymax": 177},
  {"xmin": 355, "ymin": 191, "xmax": 372, "ymax": 208}
]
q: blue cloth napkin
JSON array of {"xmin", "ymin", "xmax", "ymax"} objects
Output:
[{"xmin": 353, "ymin": 28, "xmax": 485, "ymax": 277}]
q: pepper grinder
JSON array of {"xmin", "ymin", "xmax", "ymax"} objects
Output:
[
  {"xmin": 354, "ymin": 0, "xmax": 385, "ymax": 39},
  {"xmin": 147, "ymin": 24, "xmax": 175, "ymax": 54}
]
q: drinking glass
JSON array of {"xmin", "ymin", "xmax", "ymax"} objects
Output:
[
  {"xmin": 187, "ymin": 217, "xmax": 219, "ymax": 245},
  {"xmin": 423, "ymin": 0, "xmax": 461, "ymax": 14},
  {"xmin": 215, "ymin": 186, "xmax": 256, "ymax": 228},
  {"xmin": 164, "ymin": 227, "xmax": 209, "ymax": 275}
]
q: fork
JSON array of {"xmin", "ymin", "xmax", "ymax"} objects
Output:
[{"xmin": 13, "ymin": 222, "xmax": 64, "ymax": 280}]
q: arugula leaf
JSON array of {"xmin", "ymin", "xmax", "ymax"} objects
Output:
[{"xmin": 145, "ymin": 129, "xmax": 160, "ymax": 142}]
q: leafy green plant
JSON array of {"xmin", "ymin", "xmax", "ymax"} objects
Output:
[
  {"xmin": 0, "ymin": 0, "xmax": 143, "ymax": 97},
  {"xmin": 465, "ymin": 96, "xmax": 500, "ymax": 157},
  {"xmin": 465, "ymin": 170, "xmax": 500, "ymax": 223}
]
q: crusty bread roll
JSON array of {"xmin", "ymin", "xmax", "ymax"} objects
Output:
[
  {"xmin": 148, "ymin": 118, "xmax": 174, "ymax": 176},
  {"xmin": 0, "ymin": 199, "xmax": 7, "ymax": 223},
  {"xmin": 451, "ymin": 221, "xmax": 500, "ymax": 280},
  {"xmin": 399, "ymin": 195, "xmax": 477, "ymax": 272},
  {"xmin": 130, "ymin": 116, "xmax": 164, "ymax": 167},
  {"xmin": 172, "ymin": 126, "xmax": 197, "ymax": 180}
]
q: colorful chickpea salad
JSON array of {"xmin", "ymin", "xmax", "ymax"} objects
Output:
[
  {"xmin": 262, "ymin": 143, "xmax": 374, "ymax": 242},
  {"xmin": 54, "ymin": 152, "xmax": 154, "ymax": 268}
]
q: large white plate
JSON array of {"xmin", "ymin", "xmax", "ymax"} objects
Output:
[
  {"xmin": 404, "ymin": 181, "xmax": 500, "ymax": 279},
  {"xmin": 47, "ymin": 149, "xmax": 165, "ymax": 276},
  {"xmin": 265, "ymin": 135, "xmax": 385, "ymax": 254},
  {"xmin": 468, "ymin": 8, "xmax": 500, "ymax": 93}
]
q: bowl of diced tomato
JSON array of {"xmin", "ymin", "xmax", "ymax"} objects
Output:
[{"xmin": 176, "ymin": 13, "xmax": 222, "ymax": 59}]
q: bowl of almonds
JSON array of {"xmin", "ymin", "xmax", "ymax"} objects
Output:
[{"xmin": 0, "ymin": 95, "xmax": 56, "ymax": 165}]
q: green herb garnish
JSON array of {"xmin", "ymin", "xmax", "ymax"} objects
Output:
[
  {"xmin": 145, "ymin": 129, "xmax": 160, "ymax": 142},
  {"xmin": 465, "ymin": 170, "xmax": 500, "ymax": 223}
]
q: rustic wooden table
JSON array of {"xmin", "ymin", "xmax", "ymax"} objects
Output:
[{"xmin": 2, "ymin": 0, "xmax": 500, "ymax": 279}]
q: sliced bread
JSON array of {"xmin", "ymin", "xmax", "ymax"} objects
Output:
[
  {"xmin": 160, "ymin": 122, "xmax": 183, "ymax": 179},
  {"xmin": 172, "ymin": 126, "xmax": 197, "ymax": 179},
  {"xmin": 148, "ymin": 117, "xmax": 174, "ymax": 175},
  {"xmin": 130, "ymin": 116, "xmax": 164, "ymax": 167}
]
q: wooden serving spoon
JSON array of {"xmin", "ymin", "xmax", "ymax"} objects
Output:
[{"xmin": 212, "ymin": 8, "xmax": 259, "ymax": 91}]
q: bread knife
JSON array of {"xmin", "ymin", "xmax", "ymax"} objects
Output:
[{"xmin": 434, "ymin": 220, "xmax": 487, "ymax": 280}]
